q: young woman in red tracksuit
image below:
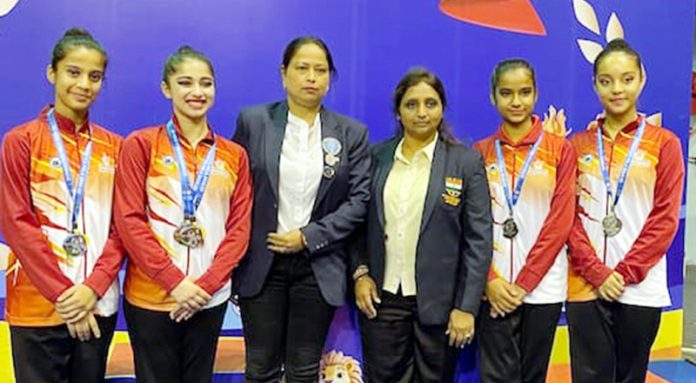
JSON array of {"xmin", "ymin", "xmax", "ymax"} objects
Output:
[
  {"xmin": 567, "ymin": 38, "xmax": 684, "ymax": 383},
  {"xmin": 114, "ymin": 46, "xmax": 253, "ymax": 383},
  {"xmin": 474, "ymin": 58, "xmax": 576, "ymax": 383},
  {"xmin": 0, "ymin": 28, "xmax": 124, "ymax": 383}
]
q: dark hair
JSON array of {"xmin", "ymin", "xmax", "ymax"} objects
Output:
[
  {"xmin": 593, "ymin": 38, "xmax": 642, "ymax": 78},
  {"xmin": 162, "ymin": 45, "xmax": 214, "ymax": 84},
  {"xmin": 282, "ymin": 36, "xmax": 337, "ymax": 77},
  {"xmin": 51, "ymin": 28, "xmax": 107, "ymax": 71},
  {"xmin": 490, "ymin": 58, "xmax": 536, "ymax": 95},
  {"xmin": 392, "ymin": 67, "xmax": 457, "ymax": 144}
]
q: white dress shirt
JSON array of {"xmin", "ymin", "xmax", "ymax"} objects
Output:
[
  {"xmin": 277, "ymin": 111, "xmax": 324, "ymax": 233},
  {"xmin": 382, "ymin": 134, "xmax": 438, "ymax": 296}
]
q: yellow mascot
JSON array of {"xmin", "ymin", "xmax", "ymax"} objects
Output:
[{"xmin": 319, "ymin": 350, "xmax": 364, "ymax": 383}]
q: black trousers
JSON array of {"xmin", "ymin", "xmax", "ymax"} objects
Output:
[
  {"xmin": 10, "ymin": 314, "xmax": 117, "ymax": 383},
  {"xmin": 123, "ymin": 300, "xmax": 227, "ymax": 383},
  {"xmin": 477, "ymin": 301, "xmax": 562, "ymax": 383},
  {"xmin": 240, "ymin": 254, "xmax": 336, "ymax": 383},
  {"xmin": 359, "ymin": 290, "xmax": 458, "ymax": 383},
  {"xmin": 566, "ymin": 300, "xmax": 661, "ymax": 383}
]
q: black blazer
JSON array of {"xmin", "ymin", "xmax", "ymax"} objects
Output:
[
  {"xmin": 355, "ymin": 135, "xmax": 493, "ymax": 325},
  {"xmin": 232, "ymin": 101, "xmax": 370, "ymax": 306}
]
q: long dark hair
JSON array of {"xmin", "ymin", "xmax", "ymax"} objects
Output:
[
  {"xmin": 392, "ymin": 67, "xmax": 457, "ymax": 144},
  {"xmin": 282, "ymin": 36, "xmax": 338, "ymax": 78},
  {"xmin": 51, "ymin": 27, "xmax": 107, "ymax": 72},
  {"xmin": 162, "ymin": 45, "xmax": 214, "ymax": 84},
  {"xmin": 593, "ymin": 38, "xmax": 643, "ymax": 80},
  {"xmin": 490, "ymin": 58, "xmax": 536, "ymax": 96}
]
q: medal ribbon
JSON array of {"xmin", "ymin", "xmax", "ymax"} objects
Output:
[
  {"xmin": 494, "ymin": 132, "xmax": 543, "ymax": 215},
  {"xmin": 47, "ymin": 109, "xmax": 93, "ymax": 232},
  {"xmin": 596, "ymin": 118, "xmax": 645, "ymax": 212},
  {"xmin": 165, "ymin": 120, "xmax": 217, "ymax": 218}
]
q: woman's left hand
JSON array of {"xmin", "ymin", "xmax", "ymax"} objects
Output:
[
  {"xmin": 267, "ymin": 230, "xmax": 306, "ymax": 254},
  {"xmin": 446, "ymin": 309, "xmax": 475, "ymax": 348}
]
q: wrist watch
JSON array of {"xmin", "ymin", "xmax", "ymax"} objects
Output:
[{"xmin": 352, "ymin": 265, "xmax": 370, "ymax": 281}]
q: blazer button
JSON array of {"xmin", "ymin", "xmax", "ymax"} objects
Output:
[
  {"xmin": 273, "ymin": 203, "xmax": 278, "ymax": 208},
  {"xmin": 384, "ymin": 234, "xmax": 388, "ymax": 240}
]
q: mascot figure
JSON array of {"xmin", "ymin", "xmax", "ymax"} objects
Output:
[{"xmin": 319, "ymin": 350, "xmax": 363, "ymax": 383}]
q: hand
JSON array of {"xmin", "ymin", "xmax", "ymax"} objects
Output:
[
  {"xmin": 597, "ymin": 272, "xmax": 625, "ymax": 301},
  {"xmin": 354, "ymin": 275, "xmax": 380, "ymax": 319},
  {"xmin": 509, "ymin": 284, "xmax": 528, "ymax": 301},
  {"xmin": 267, "ymin": 230, "xmax": 305, "ymax": 254},
  {"xmin": 55, "ymin": 284, "xmax": 98, "ymax": 324},
  {"xmin": 446, "ymin": 309, "xmax": 475, "ymax": 348},
  {"xmin": 169, "ymin": 304, "xmax": 196, "ymax": 323},
  {"xmin": 485, "ymin": 279, "xmax": 524, "ymax": 318},
  {"xmin": 66, "ymin": 312, "xmax": 101, "ymax": 342},
  {"xmin": 170, "ymin": 278, "xmax": 211, "ymax": 312}
]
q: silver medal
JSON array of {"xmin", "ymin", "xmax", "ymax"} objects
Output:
[
  {"xmin": 322, "ymin": 137, "xmax": 342, "ymax": 156},
  {"xmin": 173, "ymin": 217, "xmax": 204, "ymax": 248},
  {"xmin": 63, "ymin": 232, "xmax": 87, "ymax": 257},
  {"xmin": 602, "ymin": 212, "xmax": 622, "ymax": 237},
  {"xmin": 502, "ymin": 217, "xmax": 518, "ymax": 239}
]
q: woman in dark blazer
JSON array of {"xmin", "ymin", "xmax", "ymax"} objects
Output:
[
  {"xmin": 353, "ymin": 68, "xmax": 493, "ymax": 383},
  {"xmin": 232, "ymin": 36, "xmax": 371, "ymax": 383}
]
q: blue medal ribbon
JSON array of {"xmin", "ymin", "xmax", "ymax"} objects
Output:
[
  {"xmin": 596, "ymin": 118, "xmax": 645, "ymax": 212},
  {"xmin": 47, "ymin": 109, "xmax": 93, "ymax": 232},
  {"xmin": 165, "ymin": 120, "xmax": 217, "ymax": 218},
  {"xmin": 494, "ymin": 132, "xmax": 544, "ymax": 215}
]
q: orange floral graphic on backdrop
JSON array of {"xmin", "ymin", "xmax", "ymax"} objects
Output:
[{"xmin": 439, "ymin": 0, "xmax": 546, "ymax": 35}]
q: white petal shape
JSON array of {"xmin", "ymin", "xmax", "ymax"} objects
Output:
[
  {"xmin": 646, "ymin": 113, "xmax": 662, "ymax": 127},
  {"xmin": 577, "ymin": 39, "xmax": 604, "ymax": 64},
  {"xmin": 606, "ymin": 12, "xmax": 625, "ymax": 42},
  {"xmin": 0, "ymin": 242, "xmax": 9, "ymax": 270},
  {"xmin": 0, "ymin": 0, "xmax": 19, "ymax": 17},
  {"xmin": 573, "ymin": 0, "xmax": 600, "ymax": 35}
]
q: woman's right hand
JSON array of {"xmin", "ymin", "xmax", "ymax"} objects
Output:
[
  {"xmin": 355, "ymin": 275, "xmax": 381, "ymax": 319},
  {"xmin": 66, "ymin": 312, "xmax": 101, "ymax": 342},
  {"xmin": 485, "ymin": 278, "xmax": 523, "ymax": 317},
  {"xmin": 170, "ymin": 278, "xmax": 211, "ymax": 312}
]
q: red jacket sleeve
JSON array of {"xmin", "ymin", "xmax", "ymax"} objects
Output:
[
  {"xmin": 615, "ymin": 134, "xmax": 684, "ymax": 285},
  {"xmin": 195, "ymin": 149, "xmax": 253, "ymax": 295},
  {"xmin": 515, "ymin": 140, "xmax": 577, "ymax": 292},
  {"xmin": 567, "ymin": 205, "xmax": 613, "ymax": 288},
  {"xmin": 114, "ymin": 132, "xmax": 186, "ymax": 293},
  {"xmin": 84, "ymin": 222, "xmax": 125, "ymax": 297},
  {"xmin": 0, "ymin": 127, "xmax": 73, "ymax": 302},
  {"xmin": 487, "ymin": 267, "xmax": 498, "ymax": 281}
]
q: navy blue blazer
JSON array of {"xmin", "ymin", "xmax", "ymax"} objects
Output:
[
  {"xmin": 354, "ymin": 135, "xmax": 493, "ymax": 325},
  {"xmin": 232, "ymin": 101, "xmax": 370, "ymax": 306}
]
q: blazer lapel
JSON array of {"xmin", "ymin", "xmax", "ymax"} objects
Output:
[
  {"xmin": 265, "ymin": 102, "xmax": 288, "ymax": 201},
  {"xmin": 313, "ymin": 109, "xmax": 341, "ymax": 207},
  {"xmin": 374, "ymin": 138, "xmax": 399, "ymax": 229},
  {"xmin": 420, "ymin": 138, "xmax": 446, "ymax": 234}
]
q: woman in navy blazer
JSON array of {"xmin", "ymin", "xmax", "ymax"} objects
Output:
[
  {"xmin": 353, "ymin": 68, "xmax": 493, "ymax": 383},
  {"xmin": 232, "ymin": 36, "xmax": 370, "ymax": 383}
]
